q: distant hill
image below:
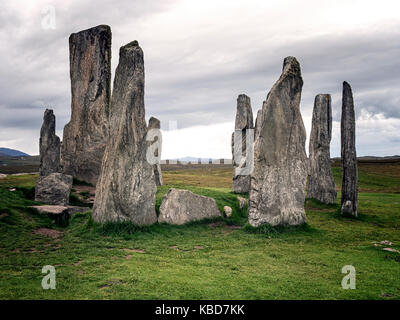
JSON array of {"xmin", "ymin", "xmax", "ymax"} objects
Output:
[{"xmin": 0, "ymin": 147, "xmax": 30, "ymax": 157}]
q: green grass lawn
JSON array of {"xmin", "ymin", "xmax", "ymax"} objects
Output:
[{"xmin": 0, "ymin": 164, "xmax": 399, "ymax": 299}]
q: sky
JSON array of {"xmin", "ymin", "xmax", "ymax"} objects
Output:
[{"xmin": 0, "ymin": 0, "xmax": 399, "ymax": 158}]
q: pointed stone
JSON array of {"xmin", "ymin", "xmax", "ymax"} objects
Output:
[
  {"xmin": 248, "ymin": 57, "xmax": 307, "ymax": 227},
  {"xmin": 307, "ymin": 94, "xmax": 337, "ymax": 204},
  {"xmin": 92, "ymin": 41, "xmax": 157, "ymax": 225},
  {"xmin": 148, "ymin": 116, "xmax": 163, "ymax": 186},
  {"xmin": 62, "ymin": 25, "xmax": 112, "ymax": 186},
  {"xmin": 341, "ymin": 81, "xmax": 358, "ymax": 216},
  {"xmin": 39, "ymin": 109, "xmax": 61, "ymax": 176},
  {"xmin": 231, "ymin": 94, "xmax": 254, "ymax": 193}
]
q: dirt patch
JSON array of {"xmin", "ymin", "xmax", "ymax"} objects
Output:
[
  {"xmin": 0, "ymin": 213, "xmax": 9, "ymax": 219},
  {"xmin": 194, "ymin": 245, "xmax": 204, "ymax": 250},
  {"xmin": 226, "ymin": 225, "xmax": 242, "ymax": 230},
  {"xmin": 207, "ymin": 222, "xmax": 224, "ymax": 228},
  {"xmin": 33, "ymin": 228, "xmax": 64, "ymax": 239},
  {"xmin": 98, "ymin": 279, "xmax": 125, "ymax": 289},
  {"xmin": 125, "ymin": 255, "xmax": 132, "ymax": 260}
]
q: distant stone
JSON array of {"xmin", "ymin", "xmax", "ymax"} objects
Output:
[
  {"xmin": 382, "ymin": 248, "xmax": 399, "ymax": 253},
  {"xmin": 39, "ymin": 109, "xmax": 61, "ymax": 176},
  {"xmin": 232, "ymin": 94, "xmax": 254, "ymax": 193},
  {"xmin": 237, "ymin": 196, "xmax": 247, "ymax": 209},
  {"xmin": 0, "ymin": 174, "xmax": 6, "ymax": 179},
  {"xmin": 148, "ymin": 116, "xmax": 163, "ymax": 186},
  {"xmin": 341, "ymin": 81, "xmax": 358, "ymax": 216},
  {"xmin": 380, "ymin": 240, "xmax": 393, "ymax": 246},
  {"xmin": 62, "ymin": 25, "xmax": 112, "ymax": 186},
  {"xmin": 158, "ymin": 188, "xmax": 222, "ymax": 225},
  {"xmin": 35, "ymin": 173, "xmax": 73, "ymax": 206},
  {"xmin": 224, "ymin": 206, "xmax": 233, "ymax": 217},
  {"xmin": 248, "ymin": 57, "xmax": 307, "ymax": 227},
  {"xmin": 307, "ymin": 94, "xmax": 337, "ymax": 204},
  {"xmin": 92, "ymin": 41, "xmax": 157, "ymax": 225}
]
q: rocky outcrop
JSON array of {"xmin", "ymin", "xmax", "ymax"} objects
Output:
[
  {"xmin": 232, "ymin": 94, "xmax": 254, "ymax": 193},
  {"xmin": 148, "ymin": 117, "xmax": 163, "ymax": 186},
  {"xmin": 158, "ymin": 188, "xmax": 222, "ymax": 225},
  {"xmin": 341, "ymin": 81, "xmax": 358, "ymax": 216},
  {"xmin": 92, "ymin": 41, "xmax": 157, "ymax": 225},
  {"xmin": 39, "ymin": 109, "xmax": 61, "ymax": 176},
  {"xmin": 248, "ymin": 57, "xmax": 307, "ymax": 227},
  {"xmin": 307, "ymin": 94, "xmax": 337, "ymax": 204},
  {"xmin": 61, "ymin": 25, "xmax": 112, "ymax": 186},
  {"xmin": 35, "ymin": 173, "xmax": 73, "ymax": 206}
]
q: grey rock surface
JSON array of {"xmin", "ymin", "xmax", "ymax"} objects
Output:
[
  {"xmin": 307, "ymin": 94, "xmax": 337, "ymax": 204},
  {"xmin": 341, "ymin": 81, "xmax": 358, "ymax": 216},
  {"xmin": 39, "ymin": 109, "xmax": 61, "ymax": 176},
  {"xmin": 62, "ymin": 25, "xmax": 112, "ymax": 186},
  {"xmin": 92, "ymin": 41, "xmax": 157, "ymax": 225},
  {"xmin": 158, "ymin": 188, "xmax": 222, "ymax": 225},
  {"xmin": 232, "ymin": 94, "xmax": 254, "ymax": 193},
  {"xmin": 248, "ymin": 57, "xmax": 307, "ymax": 227},
  {"xmin": 237, "ymin": 196, "xmax": 247, "ymax": 210},
  {"xmin": 224, "ymin": 206, "xmax": 232, "ymax": 218},
  {"xmin": 35, "ymin": 173, "xmax": 73, "ymax": 206},
  {"xmin": 148, "ymin": 116, "xmax": 163, "ymax": 186}
]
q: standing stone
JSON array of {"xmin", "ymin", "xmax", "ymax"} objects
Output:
[
  {"xmin": 231, "ymin": 94, "xmax": 254, "ymax": 193},
  {"xmin": 307, "ymin": 94, "xmax": 337, "ymax": 204},
  {"xmin": 39, "ymin": 109, "xmax": 61, "ymax": 176},
  {"xmin": 148, "ymin": 117, "xmax": 163, "ymax": 186},
  {"xmin": 248, "ymin": 57, "xmax": 307, "ymax": 227},
  {"xmin": 92, "ymin": 41, "xmax": 157, "ymax": 225},
  {"xmin": 341, "ymin": 81, "xmax": 358, "ymax": 216},
  {"xmin": 62, "ymin": 25, "xmax": 111, "ymax": 186}
]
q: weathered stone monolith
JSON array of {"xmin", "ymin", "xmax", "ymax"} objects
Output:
[
  {"xmin": 35, "ymin": 173, "xmax": 73, "ymax": 206},
  {"xmin": 92, "ymin": 41, "xmax": 157, "ymax": 225},
  {"xmin": 248, "ymin": 57, "xmax": 307, "ymax": 227},
  {"xmin": 307, "ymin": 94, "xmax": 337, "ymax": 204},
  {"xmin": 341, "ymin": 81, "xmax": 358, "ymax": 216},
  {"xmin": 148, "ymin": 117, "xmax": 163, "ymax": 186},
  {"xmin": 62, "ymin": 25, "xmax": 111, "ymax": 186},
  {"xmin": 39, "ymin": 109, "xmax": 61, "ymax": 176},
  {"xmin": 231, "ymin": 94, "xmax": 254, "ymax": 193}
]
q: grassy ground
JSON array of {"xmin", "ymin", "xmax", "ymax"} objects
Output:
[{"xmin": 0, "ymin": 163, "xmax": 399, "ymax": 299}]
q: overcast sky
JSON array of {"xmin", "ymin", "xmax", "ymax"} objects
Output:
[{"xmin": 0, "ymin": 0, "xmax": 399, "ymax": 158}]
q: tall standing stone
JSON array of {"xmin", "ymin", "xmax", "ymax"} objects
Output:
[
  {"xmin": 341, "ymin": 81, "xmax": 358, "ymax": 216},
  {"xmin": 248, "ymin": 57, "xmax": 307, "ymax": 227},
  {"xmin": 62, "ymin": 25, "xmax": 111, "ymax": 186},
  {"xmin": 148, "ymin": 116, "xmax": 163, "ymax": 186},
  {"xmin": 307, "ymin": 94, "xmax": 337, "ymax": 204},
  {"xmin": 39, "ymin": 109, "xmax": 61, "ymax": 176},
  {"xmin": 92, "ymin": 41, "xmax": 157, "ymax": 225},
  {"xmin": 231, "ymin": 94, "xmax": 254, "ymax": 193}
]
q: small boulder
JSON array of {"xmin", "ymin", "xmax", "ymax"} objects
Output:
[
  {"xmin": 237, "ymin": 196, "xmax": 247, "ymax": 209},
  {"xmin": 31, "ymin": 205, "xmax": 70, "ymax": 226},
  {"xmin": 224, "ymin": 206, "xmax": 232, "ymax": 218},
  {"xmin": 35, "ymin": 173, "xmax": 73, "ymax": 206},
  {"xmin": 158, "ymin": 188, "xmax": 222, "ymax": 225}
]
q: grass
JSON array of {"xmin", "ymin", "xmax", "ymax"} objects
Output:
[{"xmin": 0, "ymin": 163, "xmax": 399, "ymax": 299}]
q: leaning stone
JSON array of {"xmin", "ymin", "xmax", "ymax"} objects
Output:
[
  {"xmin": 341, "ymin": 81, "xmax": 358, "ymax": 216},
  {"xmin": 39, "ymin": 109, "xmax": 61, "ymax": 176},
  {"xmin": 248, "ymin": 57, "xmax": 307, "ymax": 227},
  {"xmin": 148, "ymin": 116, "xmax": 163, "ymax": 186},
  {"xmin": 232, "ymin": 94, "xmax": 254, "ymax": 193},
  {"xmin": 224, "ymin": 206, "xmax": 233, "ymax": 218},
  {"xmin": 62, "ymin": 25, "xmax": 112, "ymax": 186},
  {"xmin": 307, "ymin": 94, "xmax": 337, "ymax": 204},
  {"xmin": 35, "ymin": 173, "xmax": 73, "ymax": 206},
  {"xmin": 92, "ymin": 41, "xmax": 157, "ymax": 225},
  {"xmin": 158, "ymin": 188, "xmax": 222, "ymax": 225}
]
